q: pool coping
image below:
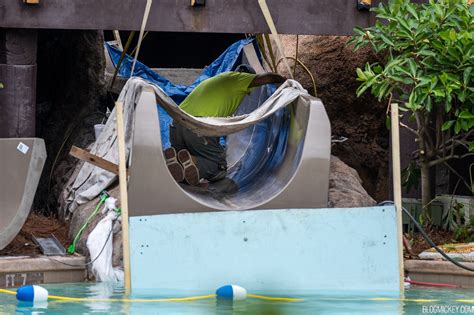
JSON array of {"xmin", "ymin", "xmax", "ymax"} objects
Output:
[
  {"xmin": 405, "ymin": 259, "xmax": 474, "ymax": 289},
  {"xmin": 0, "ymin": 255, "xmax": 86, "ymax": 288}
]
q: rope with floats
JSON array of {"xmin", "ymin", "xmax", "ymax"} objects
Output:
[
  {"xmin": 0, "ymin": 287, "xmax": 302, "ymax": 303},
  {"xmin": 3, "ymin": 287, "xmax": 474, "ymax": 304}
]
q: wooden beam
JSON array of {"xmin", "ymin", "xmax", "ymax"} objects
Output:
[
  {"xmin": 69, "ymin": 145, "xmax": 129, "ymax": 176},
  {"xmin": 0, "ymin": 0, "xmax": 372, "ymax": 35},
  {"xmin": 391, "ymin": 103, "xmax": 405, "ymax": 295},
  {"xmin": 116, "ymin": 101, "xmax": 132, "ymax": 293}
]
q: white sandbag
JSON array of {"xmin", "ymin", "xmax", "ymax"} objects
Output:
[{"xmin": 87, "ymin": 197, "xmax": 122, "ymax": 282}]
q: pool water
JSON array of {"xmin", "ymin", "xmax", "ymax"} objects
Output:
[{"xmin": 1, "ymin": 283, "xmax": 473, "ymax": 315}]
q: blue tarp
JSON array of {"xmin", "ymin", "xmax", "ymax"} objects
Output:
[{"xmin": 106, "ymin": 38, "xmax": 254, "ymax": 148}]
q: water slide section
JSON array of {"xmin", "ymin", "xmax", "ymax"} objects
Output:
[
  {"xmin": 127, "ymin": 85, "xmax": 330, "ymax": 214},
  {"xmin": 0, "ymin": 138, "xmax": 46, "ymax": 250}
]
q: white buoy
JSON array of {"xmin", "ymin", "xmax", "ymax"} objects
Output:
[
  {"xmin": 16, "ymin": 285, "xmax": 49, "ymax": 302},
  {"xmin": 216, "ymin": 285, "xmax": 247, "ymax": 300}
]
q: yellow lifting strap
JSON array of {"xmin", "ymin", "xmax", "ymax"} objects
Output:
[
  {"xmin": 131, "ymin": 0, "xmax": 153, "ymax": 76},
  {"xmin": 257, "ymin": 0, "xmax": 294, "ymax": 79}
]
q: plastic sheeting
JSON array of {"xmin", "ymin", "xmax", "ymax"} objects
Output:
[{"xmin": 120, "ymin": 77, "xmax": 301, "ymax": 137}]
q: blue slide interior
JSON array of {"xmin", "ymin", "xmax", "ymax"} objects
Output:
[{"xmin": 106, "ymin": 38, "xmax": 290, "ymax": 192}]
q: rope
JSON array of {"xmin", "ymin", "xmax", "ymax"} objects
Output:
[
  {"xmin": 247, "ymin": 294, "xmax": 302, "ymax": 302},
  {"xmin": 263, "ymin": 33, "xmax": 278, "ymax": 72},
  {"xmin": 67, "ymin": 192, "xmax": 109, "ymax": 254},
  {"xmin": 276, "ymin": 56, "xmax": 317, "ymax": 97},
  {"xmin": 2, "ymin": 288, "xmax": 474, "ymax": 303},
  {"xmin": 255, "ymin": 34, "xmax": 275, "ymax": 73},
  {"xmin": 50, "ymin": 217, "xmax": 116, "ymax": 267},
  {"xmin": 293, "ymin": 35, "xmax": 299, "ymax": 78},
  {"xmin": 379, "ymin": 201, "xmax": 474, "ymax": 273},
  {"xmin": 130, "ymin": 0, "xmax": 153, "ymax": 76},
  {"xmin": 0, "ymin": 288, "xmax": 300, "ymax": 303},
  {"xmin": 111, "ymin": 31, "xmax": 136, "ymax": 88},
  {"xmin": 257, "ymin": 0, "xmax": 293, "ymax": 79}
]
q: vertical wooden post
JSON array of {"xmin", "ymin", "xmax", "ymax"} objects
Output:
[
  {"xmin": 116, "ymin": 101, "xmax": 131, "ymax": 293},
  {"xmin": 391, "ymin": 103, "xmax": 405, "ymax": 294}
]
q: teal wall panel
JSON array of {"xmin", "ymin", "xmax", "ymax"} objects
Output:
[{"xmin": 130, "ymin": 206, "xmax": 400, "ymax": 294}]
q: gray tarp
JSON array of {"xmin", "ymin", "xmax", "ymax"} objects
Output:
[{"xmin": 62, "ymin": 77, "xmax": 311, "ymax": 216}]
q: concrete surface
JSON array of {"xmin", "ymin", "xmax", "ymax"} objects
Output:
[
  {"xmin": 0, "ymin": 138, "xmax": 46, "ymax": 250},
  {"xmin": 405, "ymin": 259, "xmax": 474, "ymax": 289},
  {"xmin": 0, "ymin": 255, "xmax": 86, "ymax": 288}
]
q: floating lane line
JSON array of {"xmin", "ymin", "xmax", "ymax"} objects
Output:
[{"xmin": 2, "ymin": 288, "xmax": 473, "ymax": 304}]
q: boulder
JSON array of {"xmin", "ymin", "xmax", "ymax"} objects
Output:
[{"xmin": 329, "ymin": 155, "xmax": 376, "ymax": 208}]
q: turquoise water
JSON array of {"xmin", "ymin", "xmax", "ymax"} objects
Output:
[{"xmin": 1, "ymin": 283, "xmax": 473, "ymax": 314}]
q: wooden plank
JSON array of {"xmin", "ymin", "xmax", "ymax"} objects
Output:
[
  {"xmin": 0, "ymin": 0, "xmax": 372, "ymax": 35},
  {"xmin": 391, "ymin": 103, "xmax": 405, "ymax": 294},
  {"xmin": 116, "ymin": 101, "xmax": 131, "ymax": 293},
  {"xmin": 69, "ymin": 145, "xmax": 128, "ymax": 176}
]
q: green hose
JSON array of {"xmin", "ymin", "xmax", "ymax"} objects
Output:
[{"xmin": 67, "ymin": 191, "xmax": 110, "ymax": 254}]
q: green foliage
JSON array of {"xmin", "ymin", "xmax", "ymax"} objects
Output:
[
  {"xmin": 442, "ymin": 199, "xmax": 466, "ymax": 231},
  {"xmin": 401, "ymin": 161, "xmax": 421, "ymax": 193},
  {"xmin": 470, "ymin": 163, "xmax": 474, "ymax": 193},
  {"xmin": 454, "ymin": 215, "xmax": 474, "ymax": 242},
  {"xmin": 349, "ymin": 0, "xmax": 474, "ymax": 143}
]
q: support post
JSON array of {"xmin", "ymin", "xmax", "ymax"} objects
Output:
[
  {"xmin": 0, "ymin": 29, "xmax": 38, "ymax": 137},
  {"xmin": 391, "ymin": 103, "xmax": 405, "ymax": 294},
  {"xmin": 116, "ymin": 101, "xmax": 131, "ymax": 292}
]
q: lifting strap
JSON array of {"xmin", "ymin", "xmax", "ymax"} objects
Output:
[
  {"xmin": 131, "ymin": 0, "xmax": 153, "ymax": 76},
  {"xmin": 257, "ymin": 0, "xmax": 294, "ymax": 79}
]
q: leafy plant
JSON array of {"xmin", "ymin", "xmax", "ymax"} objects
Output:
[
  {"xmin": 350, "ymin": 0, "xmax": 474, "ymax": 216},
  {"xmin": 402, "ymin": 161, "xmax": 421, "ymax": 194},
  {"xmin": 442, "ymin": 199, "xmax": 466, "ymax": 231},
  {"xmin": 454, "ymin": 215, "xmax": 474, "ymax": 242},
  {"xmin": 470, "ymin": 163, "xmax": 474, "ymax": 193}
]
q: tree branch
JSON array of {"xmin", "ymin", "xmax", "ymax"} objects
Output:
[
  {"xmin": 385, "ymin": 93, "xmax": 393, "ymax": 116},
  {"xmin": 428, "ymin": 153, "xmax": 474, "ymax": 168},
  {"xmin": 435, "ymin": 106, "xmax": 442, "ymax": 149},
  {"xmin": 454, "ymin": 140, "xmax": 470, "ymax": 150},
  {"xmin": 415, "ymin": 111, "xmax": 435, "ymax": 156},
  {"xmin": 415, "ymin": 112, "xmax": 426, "ymax": 154},
  {"xmin": 399, "ymin": 122, "xmax": 419, "ymax": 137},
  {"xmin": 423, "ymin": 113, "xmax": 436, "ymax": 156},
  {"xmin": 440, "ymin": 160, "xmax": 472, "ymax": 192},
  {"xmin": 436, "ymin": 129, "xmax": 474, "ymax": 154}
]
